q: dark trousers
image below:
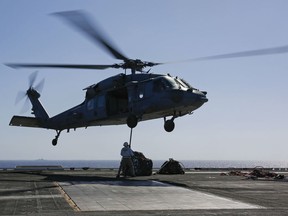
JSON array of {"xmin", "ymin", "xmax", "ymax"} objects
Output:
[{"xmin": 117, "ymin": 157, "xmax": 135, "ymax": 177}]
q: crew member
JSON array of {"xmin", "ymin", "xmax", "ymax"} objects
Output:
[{"xmin": 116, "ymin": 142, "xmax": 135, "ymax": 178}]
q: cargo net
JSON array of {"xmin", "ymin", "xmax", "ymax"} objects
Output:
[
  {"xmin": 157, "ymin": 158, "xmax": 185, "ymax": 174},
  {"xmin": 132, "ymin": 151, "xmax": 153, "ymax": 176}
]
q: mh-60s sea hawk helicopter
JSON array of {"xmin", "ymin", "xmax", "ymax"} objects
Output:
[
  {"xmin": 7, "ymin": 11, "xmax": 288, "ymax": 146},
  {"xmin": 7, "ymin": 11, "xmax": 208, "ymax": 146}
]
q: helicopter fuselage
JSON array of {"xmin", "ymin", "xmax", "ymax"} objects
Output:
[
  {"xmin": 46, "ymin": 73, "xmax": 208, "ymax": 129},
  {"xmin": 9, "ymin": 72, "xmax": 208, "ymax": 145}
]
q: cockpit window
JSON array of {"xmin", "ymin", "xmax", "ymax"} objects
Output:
[
  {"xmin": 153, "ymin": 76, "xmax": 193, "ymax": 92},
  {"xmin": 175, "ymin": 78, "xmax": 189, "ymax": 89},
  {"xmin": 153, "ymin": 77, "xmax": 176, "ymax": 92},
  {"xmin": 164, "ymin": 77, "xmax": 178, "ymax": 89},
  {"xmin": 179, "ymin": 78, "xmax": 192, "ymax": 89}
]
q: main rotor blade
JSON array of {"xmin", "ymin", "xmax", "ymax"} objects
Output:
[
  {"xmin": 192, "ymin": 45, "xmax": 288, "ymax": 61},
  {"xmin": 52, "ymin": 10, "xmax": 128, "ymax": 61},
  {"xmin": 6, "ymin": 63, "xmax": 118, "ymax": 70}
]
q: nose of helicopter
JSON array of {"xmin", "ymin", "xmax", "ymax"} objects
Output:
[
  {"xmin": 170, "ymin": 89, "xmax": 208, "ymax": 105},
  {"xmin": 198, "ymin": 91, "xmax": 208, "ymax": 103},
  {"xmin": 193, "ymin": 90, "xmax": 208, "ymax": 108}
]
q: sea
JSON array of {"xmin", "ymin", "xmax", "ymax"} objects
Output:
[{"xmin": 1, "ymin": 160, "xmax": 288, "ymax": 169}]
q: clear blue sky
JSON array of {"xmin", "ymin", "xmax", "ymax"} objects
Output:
[{"xmin": 1, "ymin": 0, "xmax": 288, "ymax": 161}]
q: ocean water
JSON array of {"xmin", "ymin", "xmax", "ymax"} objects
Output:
[{"xmin": 0, "ymin": 160, "xmax": 288, "ymax": 169}]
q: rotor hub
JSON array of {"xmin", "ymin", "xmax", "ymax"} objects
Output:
[{"xmin": 27, "ymin": 88, "xmax": 40, "ymax": 99}]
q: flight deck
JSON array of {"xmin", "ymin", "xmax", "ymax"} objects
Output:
[{"xmin": 0, "ymin": 169, "xmax": 287, "ymax": 215}]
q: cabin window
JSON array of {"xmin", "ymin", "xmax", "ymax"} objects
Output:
[
  {"xmin": 98, "ymin": 95, "xmax": 105, "ymax": 108},
  {"xmin": 87, "ymin": 99, "xmax": 94, "ymax": 110}
]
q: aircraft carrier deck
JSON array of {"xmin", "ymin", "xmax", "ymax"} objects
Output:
[{"xmin": 0, "ymin": 168, "xmax": 288, "ymax": 216}]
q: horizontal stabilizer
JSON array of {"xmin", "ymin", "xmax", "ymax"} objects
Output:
[{"xmin": 9, "ymin": 116, "xmax": 43, "ymax": 128}]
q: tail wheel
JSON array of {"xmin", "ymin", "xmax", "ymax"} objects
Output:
[
  {"xmin": 164, "ymin": 119, "xmax": 175, "ymax": 132},
  {"xmin": 127, "ymin": 114, "xmax": 138, "ymax": 128}
]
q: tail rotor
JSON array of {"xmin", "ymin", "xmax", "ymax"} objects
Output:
[{"xmin": 15, "ymin": 71, "xmax": 45, "ymax": 113}]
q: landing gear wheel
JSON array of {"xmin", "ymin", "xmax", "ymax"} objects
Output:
[
  {"xmin": 52, "ymin": 139, "xmax": 57, "ymax": 146},
  {"xmin": 164, "ymin": 120, "xmax": 175, "ymax": 132},
  {"xmin": 52, "ymin": 130, "xmax": 62, "ymax": 146},
  {"xmin": 127, "ymin": 114, "xmax": 138, "ymax": 128}
]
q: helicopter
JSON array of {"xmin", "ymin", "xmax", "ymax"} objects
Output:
[
  {"xmin": 7, "ymin": 11, "xmax": 209, "ymax": 146},
  {"xmin": 6, "ymin": 10, "xmax": 288, "ymax": 146}
]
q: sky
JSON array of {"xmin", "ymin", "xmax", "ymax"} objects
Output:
[{"xmin": 1, "ymin": 0, "xmax": 288, "ymax": 161}]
